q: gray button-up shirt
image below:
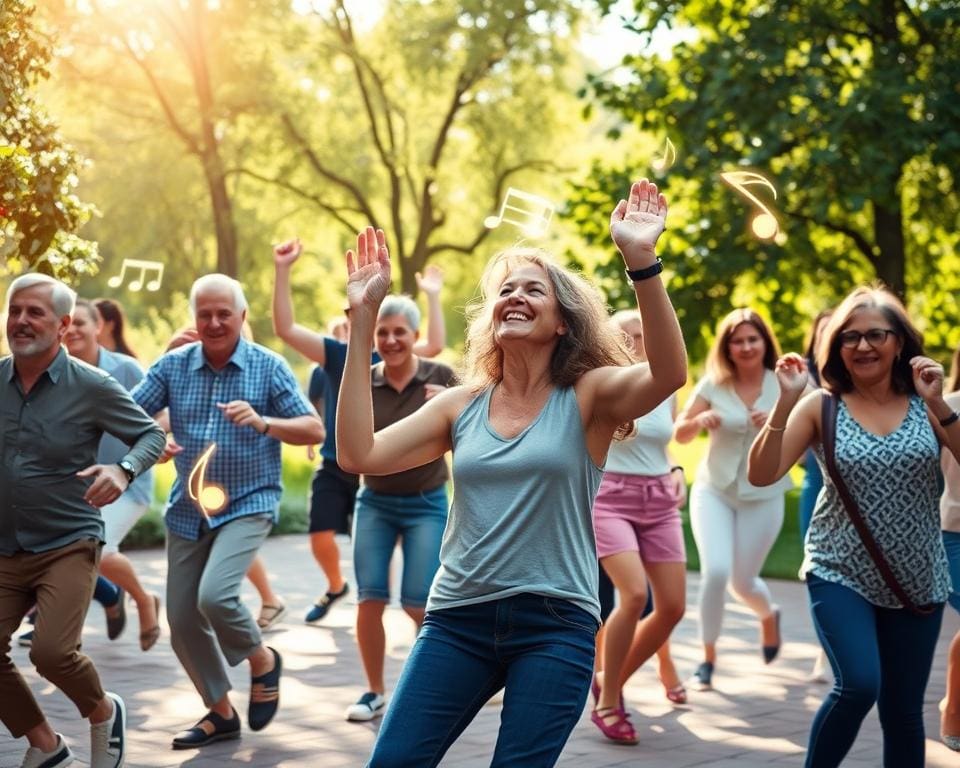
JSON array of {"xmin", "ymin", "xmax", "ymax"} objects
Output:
[{"xmin": 0, "ymin": 348, "xmax": 166, "ymax": 555}]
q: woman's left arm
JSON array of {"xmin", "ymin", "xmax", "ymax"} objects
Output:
[
  {"xmin": 913, "ymin": 356, "xmax": 960, "ymax": 463},
  {"xmin": 590, "ymin": 180, "xmax": 687, "ymax": 425}
]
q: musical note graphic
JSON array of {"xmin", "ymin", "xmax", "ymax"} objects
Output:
[
  {"xmin": 484, "ymin": 187, "xmax": 556, "ymax": 238},
  {"xmin": 188, "ymin": 443, "xmax": 228, "ymax": 518},
  {"xmin": 107, "ymin": 258, "xmax": 164, "ymax": 291},
  {"xmin": 719, "ymin": 171, "xmax": 780, "ymax": 241},
  {"xmin": 651, "ymin": 137, "xmax": 676, "ymax": 172}
]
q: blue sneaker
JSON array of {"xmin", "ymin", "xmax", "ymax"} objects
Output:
[
  {"xmin": 345, "ymin": 692, "xmax": 385, "ymax": 722},
  {"xmin": 304, "ymin": 583, "xmax": 349, "ymax": 624}
]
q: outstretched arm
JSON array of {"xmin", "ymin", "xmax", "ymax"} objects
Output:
[
  {"xmin": 272, "ymin": 238, "xmax": 329, "ymax": 365},
  {"xmin": 335, "ymin": 227, "xmax": 458, "ymax": 475},
  {"xmin": 589, "ymin": 180, "xmax": 687, "ymax": 425},
  {"xmin": 412, "ymin": 265, "xmax": 446, "ymax": 358}
]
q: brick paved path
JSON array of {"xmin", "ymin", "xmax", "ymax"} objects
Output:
[{"xmin": 2, "ymin": 534, "xmax": 958, "ymax": 767}]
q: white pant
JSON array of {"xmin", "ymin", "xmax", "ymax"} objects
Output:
[
  {"xmin": 101, "ymin": 495, "xmax": 149, "ymax": 555},
  {"xmin": 689, "ymin": 481, "xmax": 784, "ymax": 645}
]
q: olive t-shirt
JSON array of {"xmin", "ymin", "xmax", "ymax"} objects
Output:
[{"xmin": 365, "ymin": 358, "xmax": 455, "ymax": 495}]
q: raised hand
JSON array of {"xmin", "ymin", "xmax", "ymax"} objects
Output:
[
  {"xmin": 910, "ymin": 356, "xmax": 944, "ymax": 402},
  {"xmin": 774, "ymin": 353, "xmax": 809, "ymax": 396},
  {"xmin": 609, "ymin": 179, "xmax": 668, "ymax": 265},
  {"xmin": 346, "ymin": 226, "xmax": 392, "ymax": 313},
  {"xmin": 273, "ymin": 238, "xmax": 302, "ymax": 268},
  {"xmin": 415, "ymin": 264, "xmax": 444, "ymax": 296}
]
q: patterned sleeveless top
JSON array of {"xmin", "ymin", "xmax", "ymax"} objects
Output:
[{"xmin": 800, "ymin": 394, "xmax": 951, "ymax": 608}]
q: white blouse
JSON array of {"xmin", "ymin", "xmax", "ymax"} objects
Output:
[{"xmin": 689, "ymin": 369, "xmax": 792, "ymax": 500}]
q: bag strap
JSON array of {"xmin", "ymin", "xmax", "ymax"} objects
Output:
[{"xmin": 820, "ymin": 392, "xmax": 936, "ymax": 616}]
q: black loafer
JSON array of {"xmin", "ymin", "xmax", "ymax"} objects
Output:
[
  {"xmin": 172, "ymin": 709, "xmax": 241, "ymax": 750},
  {"xmin": 249, "ymin": 647, "xmax": 282, "ymax": 731},
  {"xmin": 762, "ymin": 608, "xmax": 782, "ymax": 664}
]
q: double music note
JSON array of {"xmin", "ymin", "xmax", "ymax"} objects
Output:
[
  {"xmin": 484, "ymin": 187, "xmax": 556, "ymax": 238},
  {"xmin": 188, "ymin": 443, "xmax": 228, "ymax": 518},
  {"xmin": 719, "ymin": 171, "xmax": 780, "ymax": 241},
  {"xmin": 107, "ymin": 258, "xmax": 164, "ymax": 291}
]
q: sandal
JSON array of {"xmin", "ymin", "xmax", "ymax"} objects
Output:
[
  {"xmin": 257, "ymin": 602, "xmax": 287, "ymax": 632},
  {"xmin": 591, "ymin": 706, "xmax": 638, "ymax": 745},
  {"xmin": 591, "ymin": 673, "xmax": 625, "ymax": 710},
  {"xmin": 664, "ymin": 683, "xmax": 687, "ymax": 705},
  {"xmin": 139, "ymin": 595, "xmax": 162, "ymax": 652}
]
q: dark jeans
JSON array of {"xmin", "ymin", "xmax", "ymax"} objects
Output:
[
  {"xmin": 367, "ymin": 593, "xmax": 597, "ymax": 768},
  {"xmin": 805, "ymin": 574, "xmax": 944, "ymax": 768}
]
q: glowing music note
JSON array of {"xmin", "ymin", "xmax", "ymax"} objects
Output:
[
  {"xmin": 107, "ymin": 258, "xmax": 164, "ymax": 291},
  {"xmin": 652, "ymin": 137, "xmax": 676, "ymax": 172},
  {"xmin": 188, "ymin": 443, "xmax": 228, "ymax": 517},
  {"xmin": 720, "ymin": 171, "xmax": 780, "ymax": 241},
  {"xmin": 484, "ymin": 187, "xmax": 556, "ymax": 238}
]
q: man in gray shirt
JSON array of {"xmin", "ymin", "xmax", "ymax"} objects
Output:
[{"xmin": 0, "ymin": 273, "xmax": 166, "ymax": 768}]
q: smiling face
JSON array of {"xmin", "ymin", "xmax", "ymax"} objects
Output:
[
  {"xmin": 375, "ymin": 313, "xmax": 418, "ymax": 369},
  {"xmin": 6, "ymin": 284, "xmax": 70, "ymax": 359},
  {"xmin": 726, "ymin": 321, "xmax": 767, "ymax": 372},
  {"xmin": 194, "ymin": 285, "xmax": 246, "ymax": 362},
  {"xmin": 493, "ymin": 263, "xmax": 567, "ymax": 345},
  {"xmin": 838, "ymin": 307, "xmax": 901, "ymax": 385},
  {"xmin": 65, "ymin": 303, "xmax": 101, "ymax": 362}
]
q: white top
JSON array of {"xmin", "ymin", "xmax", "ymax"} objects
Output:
[
  {"xmin": 941, "ymin": 391, "xmax": 960, "ymax": 533},
  {"xmin": 605, "ymin": 396, "xmax": 675, "ymax": 476},
  {"xmin": 690, "ymin": 369, "xmax": 792, "ymax": 500}
]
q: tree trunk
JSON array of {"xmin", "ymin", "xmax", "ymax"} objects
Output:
[
  {"xmin": 202, "ymin": 149, "xmax": 238, "ymax": 277},
  {"xmin": 872, "ymin": 196, "xmax": 906, "ymax": 298}
]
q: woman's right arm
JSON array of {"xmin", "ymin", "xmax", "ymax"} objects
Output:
[
  {"xmin": 748, "ymin": 353, "xmax": 818, "ymax": 486},
  {"xmin": 335, "ymin": 227, "xmax": 461, "ymax": 476},
  {"xmin": 272, "ymin": 239, "xmax": 329, "ymax": 365},
  {"xmin": 673, "ymin": 394, "xmax": 717, "ymax": 444}
]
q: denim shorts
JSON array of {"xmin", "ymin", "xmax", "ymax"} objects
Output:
[{"xmin": 353, "ymin": 485, "xmax": 448, "ymax": 607}]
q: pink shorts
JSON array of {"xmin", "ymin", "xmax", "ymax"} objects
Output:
[{"xmin": 593, "ymin": 471, "xmax": 686, "ymax": 562}]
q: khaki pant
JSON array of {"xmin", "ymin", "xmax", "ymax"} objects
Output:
[{"xmin": 0, "ymin": 538, "xmax": 105, "ymax": 737}]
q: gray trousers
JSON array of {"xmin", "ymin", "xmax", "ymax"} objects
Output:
[{"xmin": 166, "ymin": 515, "xmax": 272, "ymax": 707}]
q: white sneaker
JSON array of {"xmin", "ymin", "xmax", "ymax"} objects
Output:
[
  {"xmin": 90, "ymin": 692, "xmax": 125, "ymax": 768},
  {"xmin": 20, "ymin": 733, "xmax": 74, "ymax": 768},
  {"xmin": 345, "ymin": 692, "xmax": 386, "ymax": 722}
]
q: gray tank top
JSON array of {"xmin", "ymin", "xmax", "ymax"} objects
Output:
[{"xmin": 427, "ymin": 385, "xmax": 604, "ymax": 621}]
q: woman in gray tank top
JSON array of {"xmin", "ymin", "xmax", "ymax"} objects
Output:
[
  {"xmin": 336, "ymin": 179, "xmax": 687, "ymax": 768},
  {"xmin": 748, "ymin": 286, "xmax": 960, "ymax": 768}
]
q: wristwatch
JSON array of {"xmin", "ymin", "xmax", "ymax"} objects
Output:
[{"xmin": 117, "ymin": 459, "xmax": 137, "ymax": 484}]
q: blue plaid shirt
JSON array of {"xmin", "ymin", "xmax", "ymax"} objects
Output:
[{"xmin": 132, "ymin": 338, "xmax": 314, "ymax": 540}]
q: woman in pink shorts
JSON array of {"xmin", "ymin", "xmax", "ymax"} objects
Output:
[{"xmin": 591, "ymin": 310, "xmax": 687, "ymax": 744}]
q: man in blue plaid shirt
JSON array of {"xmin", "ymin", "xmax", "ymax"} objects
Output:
[{"xmin": 132, "ymin": 274, "xmax": 324, "ymax": 750}]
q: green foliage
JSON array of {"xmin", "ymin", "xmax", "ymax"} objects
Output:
[
  {"xmin": 0, "ymin": 0, "xmax": 97, "ymax": 280},
  {"xmin": 576, "ymin": 0, "xmax": 960, "ymax": 362}
]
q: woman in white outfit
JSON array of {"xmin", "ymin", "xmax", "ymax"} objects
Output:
[{"xmin": 674, "ymin": 308, "xmax": 789, "ymax": 689}]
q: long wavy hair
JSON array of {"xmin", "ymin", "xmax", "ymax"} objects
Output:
[
  {"xmin": 460, "ymin": 247, "xmax": 633, "ymax": 392},
  {"xmin": 817, "ymin": 286, "xmax": 924, "ymax": 395},
  {"xmin": 705, "ymin": 308, "xmax": 780, "ymax": 386}
]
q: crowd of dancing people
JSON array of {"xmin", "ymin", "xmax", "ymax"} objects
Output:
[{"xmin": 2, "ymin": 178, "xmax": 960, "ymax": 768}]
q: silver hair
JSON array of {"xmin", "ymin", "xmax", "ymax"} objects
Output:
[
  {"xmin": 189, "ymin": 273, "xmax": 248, "ymax": 315},
  {"xmin": 6, "ymin": 273, "xmax": 77, "ymax": 317},
  {"xmin": 377, "ymin": 294, "xmax": 421, "ymax": 332}
]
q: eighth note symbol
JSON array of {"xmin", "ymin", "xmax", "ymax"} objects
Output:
[
  {"xmin": 107, "ymin": 258, "xmax": 164, "ymax": 292},
  {"xmin": 652, "ymin": 137, "xmax": 676, "ymax": 172},
  {"xmin": 719, "ymin": 171, "xmax": 780, "ymax": 241},
  {"xmin": 188, "ymin": 443, "xmax": 228, "ymax": 518}
]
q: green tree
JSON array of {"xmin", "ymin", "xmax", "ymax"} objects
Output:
[
  {"xmin": 575, "ymin": 0, "xmax": 960, "ymax": 359},
  {"xmin": 0, "ymin": 0, "xmax": 97, "ymax": 281}
]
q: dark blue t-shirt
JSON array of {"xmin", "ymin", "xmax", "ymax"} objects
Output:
[{"xmin": 320, "ymin": 338, "xmax": 379, "ymax": 464}]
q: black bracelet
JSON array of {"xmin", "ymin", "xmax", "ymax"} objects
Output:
[
  {"xmin": 625, "ymin": 259, "xmax": 663, "ymax": 282},
  {"xmin": 670, "ymin": 465, "xmax": 684, "ymax": 474},
  {"xmin": 941, "ymin": 411, "xmax": 960, "ymax": 428}
]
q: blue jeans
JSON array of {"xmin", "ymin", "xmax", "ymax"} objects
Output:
[
  {"xmin": 367, "ymin": 594, "xmax": 598, "ymax": 767},
  {"xmin": 805, "ymin": 574, "xmax": 944, "ymax": 768},
  {"xmin": 799, "ymin": 451, "xmax": 823, "ymax": 543},
  {"xmin": 944, "ymin": 530, "xmax": 960, "ymax": 614},
  {"xmin": 353, "ymin": 485, "xmax": 448, "ymax": 607}
]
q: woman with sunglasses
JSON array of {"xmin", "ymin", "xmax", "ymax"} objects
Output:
[{"xmin": 749, "ymin": 286, "xmax": 960, "ymax": 767}]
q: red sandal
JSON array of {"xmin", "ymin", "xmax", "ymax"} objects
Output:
[{"xmin": 591, "ymin": 706, "xmax": 638, "ymax": 745}]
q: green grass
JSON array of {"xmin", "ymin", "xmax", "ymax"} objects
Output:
[{"xmin": 123, "ymin": 437, "xmax": 806, "ymax": 582}]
